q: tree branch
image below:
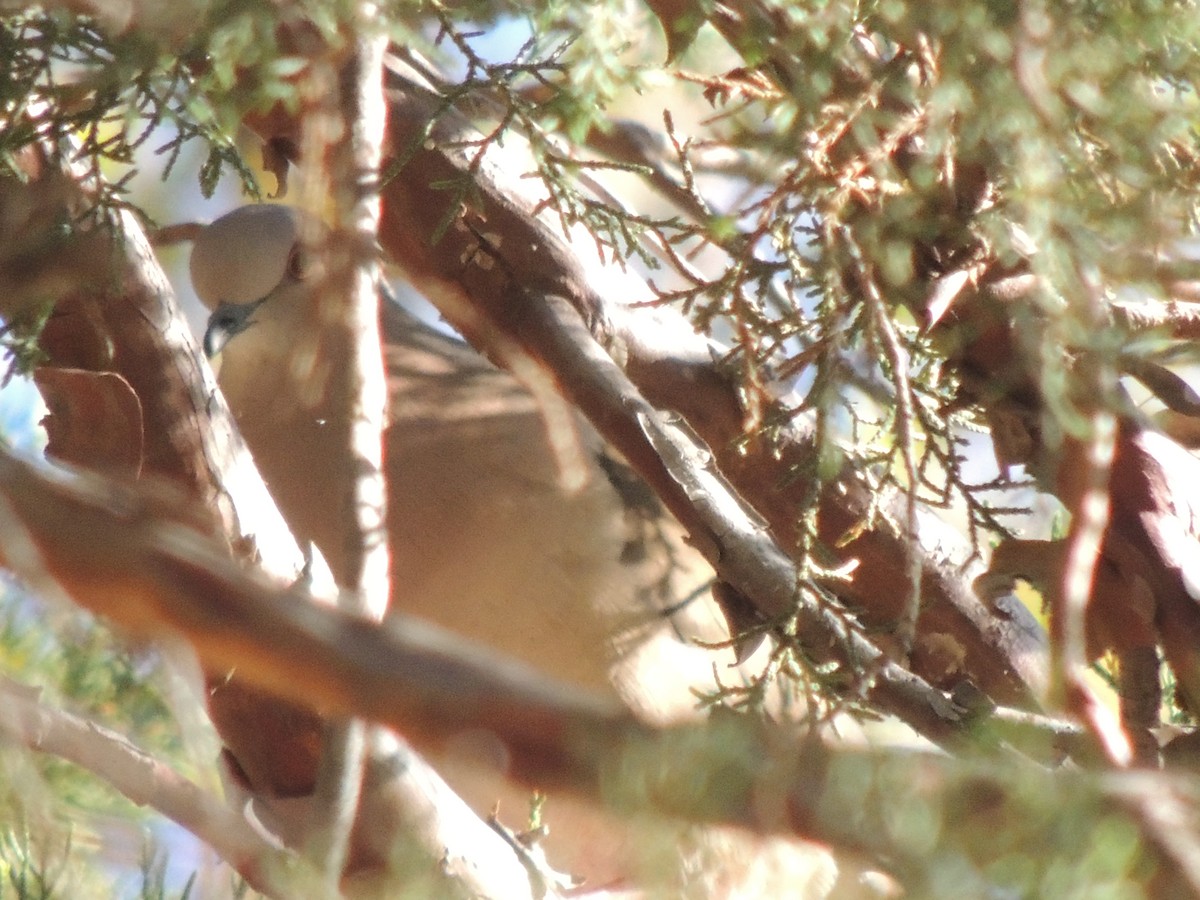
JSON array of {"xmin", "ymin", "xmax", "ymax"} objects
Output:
[
  {"xmin": 293, "ymin": 14, "xmax": 391, "ymax": 887},
  {"xmin": 0, "ymin": 675, "xmax": 293, "ymax": 897},
  {"xmin": 243, "ymin": 46, "xmax": 1047, "ymax": 724},
  {"xmin": 0, "ymin": 447, "xmax": 1192, "ymax": 895},
  {"xmin": 367, "ymin": 58, "xmax": 1047, "ymax": 708}
]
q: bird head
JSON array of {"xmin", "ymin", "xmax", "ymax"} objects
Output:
[
  {"xmin": 190, "ymin": 204, "xmax": 319, "ymax": 358},
  {"xmin": 189, "ymin": 204, "xmax": 333, "ymax": 421}
]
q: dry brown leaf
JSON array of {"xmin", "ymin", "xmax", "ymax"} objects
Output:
[{"xmin": 34, "ymin": 366, "xmax": 144, "ymax": 478}]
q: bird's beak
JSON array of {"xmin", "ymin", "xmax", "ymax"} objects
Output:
[{"xmin": 204, "ymin": 298, "xmax": 267, "ymax": 358}]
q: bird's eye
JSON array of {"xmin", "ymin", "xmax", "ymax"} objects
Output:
[{"xmin": 287, "ymin": 246, "xmax": 308, "ymax": 280}]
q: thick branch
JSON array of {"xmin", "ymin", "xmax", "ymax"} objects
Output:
[{"xmin": 0, "ymin": 448, "xmax": 1191, "ymax": 895}]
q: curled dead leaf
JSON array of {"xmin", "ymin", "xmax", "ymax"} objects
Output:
[{"xmin": 33, "ymin": 366, "xmax": 144, "ymax": 478}]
